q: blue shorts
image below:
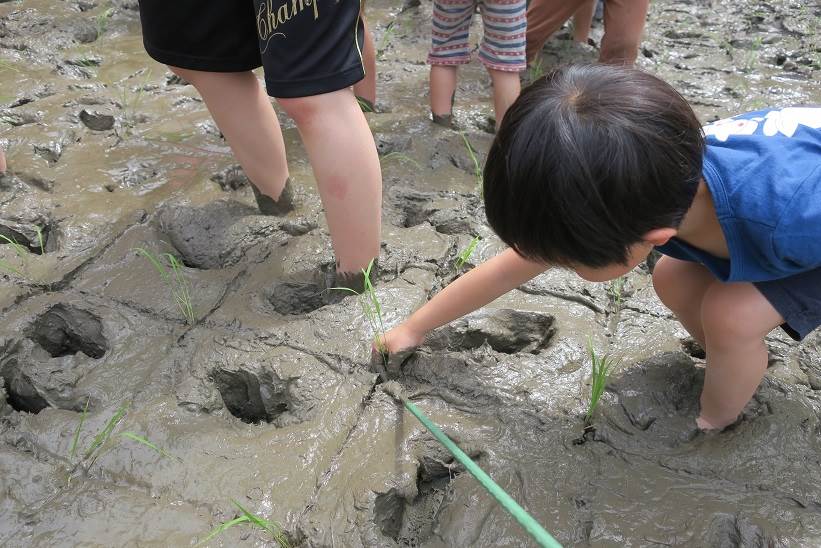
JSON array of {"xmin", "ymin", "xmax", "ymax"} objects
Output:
[{"xmin": 755, "ymin": 267, "xmax": 821, "ymax": 341}]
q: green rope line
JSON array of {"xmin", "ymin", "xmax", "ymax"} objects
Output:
[{"xmin": 401, "ymin": 398, "xmax": 563, "ymax": 548}]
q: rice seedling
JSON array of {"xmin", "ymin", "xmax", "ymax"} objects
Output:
[
  {"xmin": 197, "ymin": 499, "xmax": 289, "ymax": 547},
  {"xmin": 120, "ymin": 431, "xmax": 180, "ymax": 461},
  {"xmin": 380, "ymin": 151, "xmax": 422, "ymax": 170},
  {"xmin": 34, "ymin": 226, "xmax": 45, "ymax": 255},
  {"xmin": 119, "ymin": 68, "xmax": 152, "ymax": 130},
  {"xmin": 330, "ymin": 259, "xmax": 387, "ymax": 361},
  {"xmin": 96, "ymin": 5, "xmax": 115, "ymax": 37},
  {"xmin": 134, "ymin": 247, "xmax": 196, "ymax": 325},
  {"xmin": 585, "ymin": 343, "xmax": 617, "ymax": 424},
  {"xmin": 455, "ymin": 235, "xmax": 481, "ymax": 271},
  {"xmin": 607, "ymin": 275, "xmax": 626, "ymax": 311},
  {"xmin": 83, "ymin": 402, "xmax": 128, "ymax": 468},
  {"xmin": 69, "ymin": 397, "xmax": 90, "ymax": 460},
  {"xmin": 0, "ymin": 234, "xmax": 27, "ymax": 258},
  {"xmin": 460, "ymin": 132, "xmax": 483, "ymax": 193},
  {"xmin": 377, "ymin": 21, "xmax": 396, "ymax": 59},
  {"xmin": 356, "ymin": 96, "xmax": 375, "ymax": 113}
]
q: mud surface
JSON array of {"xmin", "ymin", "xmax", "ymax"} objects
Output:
[{"xmin": 1, "ymin": 1, "xmax": 820, "ymax": 546}]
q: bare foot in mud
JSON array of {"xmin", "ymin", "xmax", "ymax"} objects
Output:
[{"xmin": 251, "ymin": 177, "xmax": 295, "ymax": 216}]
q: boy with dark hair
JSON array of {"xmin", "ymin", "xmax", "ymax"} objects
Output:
[{"xmin": 381, "ymin": 64, "xmax": 821, "ymax": 431}]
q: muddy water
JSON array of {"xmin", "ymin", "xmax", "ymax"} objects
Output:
[{"xmin": 1, "ymin": 0, "xmax": 820, "ymax": 546}]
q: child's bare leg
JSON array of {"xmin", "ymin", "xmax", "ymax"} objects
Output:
[
  {"xmin": 430, "ymin": 65, "xmax": 458, "ymax": 117},
  {"xmin": 572, "ymin": 0, "xmax": 596, "ymax": 43},
  {"xmin": 353, "ymin": 19, "xmax": 377, "ymax": 107},
  {"xmin": 652, "ymin": 255, "xmax": 715, "ymax": 345},
  {"xmin": 277, "ymin": 88, "xmax": 381, "ymax": 273},
  {"xmin": 170, "ymin": 67, "xmax": 289, "ymax": 200},
  {"xmin": 487, "ymin": 68, "xmax": 521, "ymax": 129},
  {"xmin": 698, "ymin": 283, "xmax": 783, "ymax": 429},
  {"xmin": 0, "ymin": 147, "xmax": 6, "ymax": 173}
]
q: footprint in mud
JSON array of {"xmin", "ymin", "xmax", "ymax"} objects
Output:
[
  {"xmin": 373, "ymin": 444, "xmax": 482, "ymax": 544},
  {"xmin": 212, "ymin": 367, "xmax": 291, "ymax": 424},
  {"xmin": 27, "ymin": 304, "xmax": 107, "ymax": 359},
  {"xmin": 593, "ymin": 352, "xmax": 703, "ymax": 448},
  {"xmin": 389, "ymin": 187, "xmax": 482, "ymax": 235},
  {"xmin": 157, "ymin": 200, "xmax": 287, "ymax": 269},
  {"xmin": 265, "ymin": 262, "xmax": 374, "ymax": 316},
  {"xmin": 0, "ymin": 304, "xmax": 107, "ymax": 413},
  {"xmin": 705, "ymin": 513, "xmax": 773, "ymax": 547},
  {"xmin": 426, "ymin": 308, "xmax": 555, "ymax": 354}
]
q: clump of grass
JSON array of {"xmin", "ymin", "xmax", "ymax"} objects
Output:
[
  {"xmin": 331, "ymin": 259, "xmax": 387, "ymax": 361},
  {"xmin": 460, "ymin": 132, "xmax": 483, "ymax": 193},
  {"xmin": 83, "ymin": 402, "xmax": 129, "ymax": 468},
  {"xmin": 197, "ymin": 499, "xmax": 289, "ymax": 547},
  {"xmin": 377, "ymin": 21, "xmax": 396, "ymax": 59},
  {"xmin": 455, "ymin": 235, "xmax": 481, "ymax": 271},
  {"xmin": 585, "ymin": 343, "xmax": 617, "ymax": 424},
  {"xmin": 134, "ymin": 247, "xmax": 196, "ymax": 325}
]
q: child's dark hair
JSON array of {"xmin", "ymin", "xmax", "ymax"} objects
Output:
[{"xmin": 483, "ymin": 64, "xmax": 704, "ymax": 268}]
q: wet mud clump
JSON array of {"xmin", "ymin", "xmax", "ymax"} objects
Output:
[{"xmin": 1, "ymin": 0, "xmax": 820, "ymax": 546}]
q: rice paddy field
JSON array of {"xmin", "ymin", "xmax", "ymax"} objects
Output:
[{"xmin": 1, "ymin": 0, "xmax": 820, "ymax": 546}]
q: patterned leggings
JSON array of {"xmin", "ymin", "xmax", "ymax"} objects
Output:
[{"xmin": 428, "ymin": 0, "xmax": 527, "ymax": 72}]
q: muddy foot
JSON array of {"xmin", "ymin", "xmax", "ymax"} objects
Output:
[
  {"xmin": 252, "ymin": 178, "xmax": 295, "ymax": 216},
  {"xmin": 432, "ymin": 113, "xmax": 455, "ymax": 129}
]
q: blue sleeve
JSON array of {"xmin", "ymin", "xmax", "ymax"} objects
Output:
[{"xmin": 772, "ymin": 166, "xmax": 821, "ymax": 271}]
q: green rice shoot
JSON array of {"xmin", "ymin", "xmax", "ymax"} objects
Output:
[
  {"xmin": 608, "ymin": 276, "xmax": 626, "ymax": 310},
  {"xmin": 34, "ymin": 226, "xmax": 45, "ymax": 255},
  {"xmin": 0, "ymin": 259, "xmax": 21, "ymax": 276},
  {"xmin": 356, "ymin": 96, "xmax": 375, "ymax": 113},
  {"xmin": 377, "ymin": 21, "xmax": 396, "ymax": 59},
  {"xmin": 96, "ymin": 5, "xmax": 115, "ymax": 36},
  {"xmin": 330, "ymin": 259, "xmax": 387, "ymax": 362},
  {"xmin": 197, "ymin": 500, "xmax": 289, "ymax": 547},
  {"xmin": 69, "ymin": 397, "xmax": 90, "ymax": 460},
  {"xmin": 460, "ymin": 132, "xmax": 483, "ymax": 192},
  {"xmin": 83, "ymin": 402, "xmax": 128, "ymax": 466},
  {"xmin": 0, "ymin": 234, "xmax": 27, "ymax": 259},
  {"xmin": 120, "ymin": 432, "xmax": 180, "ymax": 461},
  {"xmin": 455, "ymin": 235, "xmax": 481, "ymax": 271},
  {"xmin": 135, "ymin": 247, "xmax": 196, "ymax": 325},
  {"xmin": 585, "ymin": 343, "xmax": 617, "ymax": 424}
]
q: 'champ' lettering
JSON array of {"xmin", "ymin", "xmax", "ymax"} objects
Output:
[{"xmin": 257, "ymin": 0, "xmax": 320, "ymax": 42}]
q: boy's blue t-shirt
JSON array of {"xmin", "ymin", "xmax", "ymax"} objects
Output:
[{"xmin": 656, "ymin": 107, "xmax": 821, "ymax": 282}]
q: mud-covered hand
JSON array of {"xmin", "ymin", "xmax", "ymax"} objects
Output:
[{"xmin": 374, "ymin": 323, "xmax": 425, "ymax": 355}]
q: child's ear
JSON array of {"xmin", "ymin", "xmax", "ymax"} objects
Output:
[{"xmin": 642, "ymin": 228, "xmax": 677, "ymax": 246}]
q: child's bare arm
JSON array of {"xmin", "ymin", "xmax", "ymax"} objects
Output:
[{"xmin": 381, "ymin": 248, "xmax": 549, "ymax": 352}]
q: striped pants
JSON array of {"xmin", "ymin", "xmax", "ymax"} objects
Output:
[{"xmin": 428, "ymin": 0, "xmax": 527, "ymax": 72}]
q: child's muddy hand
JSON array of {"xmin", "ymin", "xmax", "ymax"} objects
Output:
[{"xmin": 377, "ymin": 324, "xmax": 425, "ymax": 355}]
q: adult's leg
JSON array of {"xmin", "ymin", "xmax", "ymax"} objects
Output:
[
  {"xmin": 572, "ymin": 0, "xmax": 596, "ymax": 43},
  {"xmin": 652, "ymin": 255, "xmax": 715, "ymax": 346},
  {"xmin": 277, "ymin": 88, "xmax": 381, "ymax": 273},
  {"xmin": 599, "ymin": 0, "xmax": 649, "ymax": 64},
  {"xmin": 353, "ymin": 19, "xmax": 377, "ymax": 107},
  {"xmin": 525, "ymin": 0, "xmax": 587, "ymax": 63},
  {"xmin": 698, "ymin": 282, "xmax": 783, "ymax": 429},
  {"xmin": 170, "ymin": 67, "xmax": 289, "ymax": 201}
]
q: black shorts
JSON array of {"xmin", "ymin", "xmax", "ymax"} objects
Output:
[
  {"xmin": 755, "ymin": 267, "xmax": 821, "ymax": 341},
  {"xmin": 137, "ymin": 0, "xmax": 366, "ymax": 98}
]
